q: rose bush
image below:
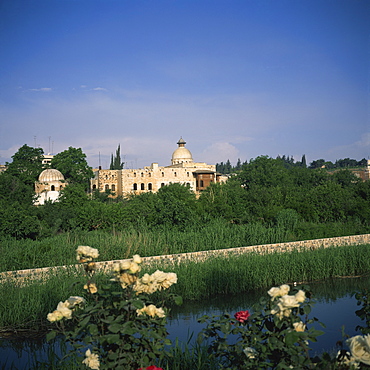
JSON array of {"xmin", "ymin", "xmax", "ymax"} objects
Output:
[{"xmin": 46, "ymin": 247, "xmax": 182, "ymax": 370}]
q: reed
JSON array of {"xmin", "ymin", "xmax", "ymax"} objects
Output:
[
  {"xmin": 154, "ymin": 244, "xmax": 370, "ymax": 300},
  {"xmin": 0, "ymin": 221, "xmax": 291, "ymax": 272},
  {"xmin": 1, "ymin": 244, "xmax": 370, "ymax": 331}
]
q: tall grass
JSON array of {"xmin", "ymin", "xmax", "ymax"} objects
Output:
[
  {"xmin": 153, "ymin": 244, "xmax": 370, "ymax": 300},
  {"xmin": 0, "ymin": 268, "xmax": 87, "ymax": 332},
  {"xmin": 1, "ymin": 243, "xmax": 369, "ymax": 332},
  {"xmin": 0, "ymin": 220, "xmax": 292, "ymax": 272}
]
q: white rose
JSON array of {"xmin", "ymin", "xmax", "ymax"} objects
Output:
[
  {"xmin": 295, "ymin": 290, "xmax": 306, "ymax": 303},
  {"xmin": 347, "ymin": 335, "xmax": 370, "ymax": 365},
  {"xmin": 56, "ymin": 301, "xmax": 73, "ymax": 319},
  {"xmin": 128, "ymin": 262, "xmax": 141, "ymax": 274},
  {"xmin": 293, "ymin": 321, "xmax": 306, "ymax": 332},
  {"xmin": 243, "ymin": 347, "xmax": 257, "ymax": 359},
  {"xmin": 132, "ymin": 254, "xmax": 142, "ymax": 264},
  {"xmin": 279, "ymin": 295, "xmax": 300, "ymax": 309},
  {"xmin": 120, "ymin": 260, "xmax": 131, "ymax": 270}
]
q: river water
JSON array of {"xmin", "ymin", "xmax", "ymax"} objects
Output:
[{"xmin": 1, "ymin": 276, "xmax": 369, "ymax": 369}]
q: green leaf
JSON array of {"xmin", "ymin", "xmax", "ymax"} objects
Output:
[
  {"xmin": 285, "ymin": 331, "xmax": 299, "ymax": 346},
  {"xmin": 105, "ymin": 334, "xmax": 120, "ymax": 344},
  {"xmin": 108, "ymin": 323, "xmax": 122, "ymax": 333},
  {"xmin": 79, "ymin": 315, "xmax": 91, "ymax": 328},
  {"xmin": 46, "ymin": 330, "xmax": 56, "ymax": 342},
  {"xmin": 303, "ymin": 305, "xmax": 311, "ymax": 315},
  {"xmin": 88, "ymin": 324, "xmax": 98, "ymax": 336},
  {"xmin": 174, "ymin": 295, "xmax": 183, "ymax": 306}
]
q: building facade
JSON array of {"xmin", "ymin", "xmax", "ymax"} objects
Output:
[
  {"xmin": 34, "ymin": 168, "xmax": 67, "ymax": 205},
  {"xmin": 90, "ymin": 138, "xmax": 227, "ymax": 197}
]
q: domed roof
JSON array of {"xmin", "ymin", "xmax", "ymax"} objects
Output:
[
  {"xmin": 171, "ymin": 137, "xmax": 193, "ymax": 164},
  {"xmin": 38, "ymin": 168, "xmax": 65, "ymax": 182}
]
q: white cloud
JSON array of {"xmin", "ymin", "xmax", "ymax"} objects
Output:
[
  {"xmin": 29, "ymin": 87, "xmax": 53, "ymax": 92},
  {"xmin": 92, "ymin": 87, "xmax": 108, "ymax": 92}
]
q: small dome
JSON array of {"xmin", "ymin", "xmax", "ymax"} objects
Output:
[
  {"xmin": 171, "ymin": 137, "xmax": 193, "ymax": 165},
  {"xmin": 38, "ymin": 169, "xmax": 65, "ymax": 182}
]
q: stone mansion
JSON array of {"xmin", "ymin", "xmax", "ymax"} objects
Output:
[{"xmin": 90, "ymin": 138, "xmax": 227, "ymax": 197}]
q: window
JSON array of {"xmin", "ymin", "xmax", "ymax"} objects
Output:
[
  {"xmin": 148, "ymin": 183, "xmax": 152, "ymax": 190},
  {"xmin": 134, "ymin": 173, "xmax": 136, "ymax": 177},
  {"xmin": 162, "ymin": 172, "xmax": 164, "ymax": 177},
  {"xmin": 111, "ymin": 184, "xmax": 115, "ymax": 191},
  {"xmin": 60, "ymin": 185, "xmax": 63, "ymax": 190},
  {"xmin": 161, "ymin": 183, "xmax": 165, "ymax": 187},
  {"xmin": 187, "ymin": 172, "xmax": 189, "ymax": 177},
  {"xmin": 51, "ymin": 185, "xmax": 55, "ymax": 191},
  {"xmin": 92, "ymin": 185, "xmax": 96, "ymax": 190},
  {"xmin": 174, "ymin": 172, "xmax": 177, "ymax": 177},
  {"xmin": 148, "ymin": 172, "xmax": 151, "ymax": 177},
  {"xmin": 105, "ymin": 184, "xmax": 109, "ymax": 191},
  {"xmin": 141, "ymin": 183, "xmax": 145, "ymax": 190},
  {"xmin": 133, "ymin": 183, "xmax": 137, "ymax": 190},
  {"xmin": 200, "ymin": 180, "xmax": 204, "ymax": 187},
  {"xmin": 141, "ymin": 173, "xmax": 144, "ymax": 177}
]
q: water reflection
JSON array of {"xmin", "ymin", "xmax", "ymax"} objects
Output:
[{"xmin": 1, "ymin": 276, "xmax": 369, "ymax": 369}]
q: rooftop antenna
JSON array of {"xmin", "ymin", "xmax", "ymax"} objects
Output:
[
  {"xmin": 52, "ymin": 141, "xmax": 54, "ymax": 154},
  {"xmin": 48, "ymin": 136, "xmax": 51, "ymax": 154},
  {"xmin": 99, "ymin": 152, "xmax": 101, "ymax": 168},
  {"xmin": 34, "ymin": 136, "xmax": 37, "ymax": 147}
]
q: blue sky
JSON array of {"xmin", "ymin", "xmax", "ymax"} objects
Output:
[{"xmin": 1, "ymin": 0, "xmax": 369, "ymax": 169}]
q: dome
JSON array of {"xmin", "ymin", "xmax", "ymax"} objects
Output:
[
  {"xmin": 171, "ymin": 137, "xmax": 193, "ymax": 165},
  {"xmin": 38, "ymin": 168, "xmax": 65, "ymax": 182}
]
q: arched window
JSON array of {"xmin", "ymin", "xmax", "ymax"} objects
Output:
[
  {"xmin": 133, "ymin": 183, "xmax": 137, "ymax": 190},
  {"xmin": 51, "ymin": 185, "xmax": 55, "ymax": 191},
  {"xmin": 162, "ymin": 172, "xmax": 164, "ymax": 177},
  {"xmin": 111, "ymin": 184, "xmax": 115, "ymax": 191},
  {"xmin": 105, "ymin": 184, "xmax": 109, "ymax": 191},
  {"xmin": 141, "ymin": 183, "xmax": 145, "ymax": 190},
  {"xmin": 161, "ymin": 183, "xmax": 165, "ymax": 187},
  {"xmin": 148, "ymin": 172, "xmax": 151, "ymax": 177},
  {"xmin": 141, "ymin": 173, "xmax": 144, "ymax": 177},
  {"xmin": 174, "ymin": 172, "xmax": 177, "ymax": 177},
  {"xmin": 187, "ymin": 172, "xmax": 190, "ymax": 177},
  {"xmin": 148, "ymin": 183, "xmax": 152, "ymax": 190},
  {"xmin": 133, "ymin": 173, "xmax": 136, "ymax": 177},
  {"xmin": 92, "ymin": 185, "xmax": 96, "ymax": 190}
]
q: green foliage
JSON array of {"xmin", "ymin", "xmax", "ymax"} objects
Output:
[
  {"xmin": 51, "ymin": 147, "xmax": 93, "ymax": 188},
  {"xmin": 354, "ymin": 291, "xmax": 370, "ymax": 335},
  {"xmin": 109, "ymin": 144, "xmax": 124, "ymax": 170},
  {"xmin": 153, "ymin": 183, "xmax": 199, "ymax": 230},
  {"xmin": 0, "ymin": 200, "xmax": 41, "ymax": 239},
  {"xmin": 5, "ymin": 144, "xmax": 44, "ymax": 185}
]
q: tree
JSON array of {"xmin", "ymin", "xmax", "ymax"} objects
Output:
[
  {"xmin": 110, "ymin": 144, "xmax": 124, "ymax": 170},
  {"xmin": 51, "ymin": 147, "xmax": 93, "ymax": 189},
  {"xmin": 301, "ymin": 155, "xmax": 307, "ymax": 168},
  {"xmin": 309, "ymin": 159, "xmax": 325, "ymax": 169},
  {"xmin": 6, "ymin": 144, "xmax": 44, "ymax": 185}
]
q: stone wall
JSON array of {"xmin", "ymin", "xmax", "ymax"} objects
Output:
[{"xmin": 2, "ymin": 234, "xmax": 370, "ymax": 285}]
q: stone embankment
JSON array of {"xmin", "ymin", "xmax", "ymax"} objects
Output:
[{"xmin": 1, "ymin": 234, "xmax": 370, "ymax": 285}]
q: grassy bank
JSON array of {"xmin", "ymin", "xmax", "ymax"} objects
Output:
[
  {"xmin": 1, "ymin": 244, "xmax": 370, "ymax": 332},
  {"xmin": 1, "ymin": 219, "xmax": 368, "ymax": 272}
]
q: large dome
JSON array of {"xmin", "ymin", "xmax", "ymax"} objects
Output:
[
  {"xmin": 171, "ymin": 138, "xmax": 193, "ymax": 165},
  {"xmin": 38, "ymin": 168, "xmax": 65, "ymax": 182}
]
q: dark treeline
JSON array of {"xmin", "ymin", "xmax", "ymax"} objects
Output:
[
  {"xmin": 1, "ymin": 146, "xmax": 370, "ymax": 241},
  {"xmin": 216, "ymin": 155, "xmax": 368, "ymax": 174}
]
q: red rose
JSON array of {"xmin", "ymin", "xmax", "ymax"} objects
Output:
[
  {"xmin": 137, "ymin": 366, "xmax": 164, "ymax": 370},
  {"xmin": 234, "ymin": 310, "xmax": 250, "ymax": 323}
]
